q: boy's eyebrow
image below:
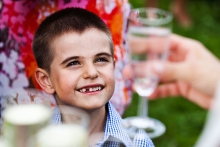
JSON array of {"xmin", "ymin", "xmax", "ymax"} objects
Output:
[
  {"xmin": 96, "ymin": 52, "xmax": 113, "ymax": 57},
  {"xmin": 60, "ymin": 56, "xmax": 79, "ymax": 65}
]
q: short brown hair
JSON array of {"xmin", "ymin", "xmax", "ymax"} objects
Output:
[{"xmin": 32, "ymin": 7, "xmax": 113, "ymax": 73}]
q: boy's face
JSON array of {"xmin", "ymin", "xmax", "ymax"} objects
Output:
[{"xmin": 47, "ymin": 28, "xmax": 115, "ymax": 111}]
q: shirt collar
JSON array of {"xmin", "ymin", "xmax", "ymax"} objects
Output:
[
  {"xmin": 50, "ymin": 106, "xmax": 61, "ymax": 124},
  {"xmin": 97, "ymin": 102, "xmax": 132, "ymax": 146}
]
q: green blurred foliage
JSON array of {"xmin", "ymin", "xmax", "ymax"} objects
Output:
[{"xmin": 123, "ymin": 0, "xmax": 220, "ymax": 146}]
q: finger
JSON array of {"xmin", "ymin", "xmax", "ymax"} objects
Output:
[
  {"xmin": 128, "ymin": 34, "xmax": 169, "ymax": 54},
  {"xmin": 170, "ymin": 34, "xmax": 192, "ymax": 51},
  {"xmin": 186, "ymin": 87, "xmax": 212, "ymax": 109},
  {"xmin": 152, "ymin": 61, "xmax": 190, "ymax": 82},
  {"xmin": 149, "ymin": 82, "xmax": 180, "ymax": 99},
  {"xmin": 149, "ymin": 82, "xmax": 212, "ymax": 109}
]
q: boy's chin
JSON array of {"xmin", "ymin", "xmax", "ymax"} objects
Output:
[{"xmin": 81, "ymin": 102, "xmax": 108, "ymax": 112}]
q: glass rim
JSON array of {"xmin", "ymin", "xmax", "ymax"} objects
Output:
[{"xmin": 129, "ymin": 7, "xmax": 173, "ymax": 26}]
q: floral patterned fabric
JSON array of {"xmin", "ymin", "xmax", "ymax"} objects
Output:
[{"xmin": 0, "ymin": 0, "xmax": 132, "ymax": 116}]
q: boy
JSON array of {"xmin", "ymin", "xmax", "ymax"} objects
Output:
[{"xmin": 32, "ymin": 7, "xmax": 154, "ymax": 146}]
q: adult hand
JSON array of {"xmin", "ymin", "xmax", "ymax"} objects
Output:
[{"xmin": 123, "ymin": 34, "xmax": 220, "ymax": 109}]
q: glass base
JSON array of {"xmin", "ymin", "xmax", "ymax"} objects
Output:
[{"xmin": 122, "ymin": 116, "xmax": 166, "ymax": 139}]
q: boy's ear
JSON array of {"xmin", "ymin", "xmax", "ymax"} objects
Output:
[
  {"xmin": 35, "ymin": 68, "xmax": 55, "ymax": 94},
  {"xmin": 113, "ymin": 58, "xmax": 116, "ymax": 68}
]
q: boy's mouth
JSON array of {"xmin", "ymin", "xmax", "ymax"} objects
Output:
[{"xmin": 77, "ymin": 85, "xmax": 104, "ymax": 93}]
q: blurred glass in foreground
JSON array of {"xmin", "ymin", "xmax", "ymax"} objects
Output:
[
  {"xmin": 1, "ymin": 88, "xmax": 52, "ymax": 147},
  {"xmin": 0, "ymin": 88, "xmax": 90, "ymax": 147},
  {"xmin": 195, "ymin": 82, "xmax": 220, "ymax": 147}
]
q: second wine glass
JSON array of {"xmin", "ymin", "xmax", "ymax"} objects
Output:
[{"xmin": 122, "ymin": 7, "xmax": 173, "ymax": 139}]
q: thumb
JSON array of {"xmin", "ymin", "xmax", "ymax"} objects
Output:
[{"xmin": 152, "ymin": 61, "xmax": 190, "ymax": 82}]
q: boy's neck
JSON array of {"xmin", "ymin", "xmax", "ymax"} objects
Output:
[
  {"xmin": 88, "ymin": 104, "xmax": 107, "ymax": 135},
  {"xmin": 54, "ymin": 95, "xmax": 108, "ymax": 135},
  {"xmin": 87, "ymin": 104, "xmax": 107, "ymax": 146}
]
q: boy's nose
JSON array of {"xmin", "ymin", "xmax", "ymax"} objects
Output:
[{"xmin": 82, "ymin": 64, "xmax": 99, "ymax": 79}]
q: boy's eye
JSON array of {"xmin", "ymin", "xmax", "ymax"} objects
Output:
[
  {"xmin": 96, "ymin": 57, "xmax": 108, "ymax": 63},
  {"xmin": 67, "ymin": 61, "xmax": 80, "ymax": 67}
]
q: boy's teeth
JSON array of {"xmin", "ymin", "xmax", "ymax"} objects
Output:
[
  {"xmin": 80, "ymin": 88, "xmax": 86, "ymax": 92},
  {"xmin": 80, "ymin": 87, "xmax": 101, "ymax": 92}
]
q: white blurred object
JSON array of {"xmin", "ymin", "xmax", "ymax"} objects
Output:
[
  {"xmin": 0, "ymin": 138, "xmax": 6, "ymax": 147},
  {"xmin": 37, "ymin": 124, "xmax": 88, "ymax": 147},
  {"xmin": 194, "ymin": 81, "xmax": 220, "ymax": 147},
  {"xmin": 2, "ymin": 104, "xmax": 51, "ymax": 147},
  {"xmin": 39, "ymin": 105, "xmax": 90, "ymax": 147}
]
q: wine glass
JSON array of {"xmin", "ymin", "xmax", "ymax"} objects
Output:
[
  {"xmin": 36, "ymin": 105, "xmax": 90, "ymax": 147},
  {"xmin": 122, "ymin": 7, "xmax": 173, "ymax": 139},
  {"xmin": 0, "ymin": 88, "xmax": 53, "ymax": 147}
]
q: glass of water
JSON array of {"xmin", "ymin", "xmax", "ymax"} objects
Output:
[
  {"xmin": 36, "ymin": 105, "xmax": 90, "ymax": 147},
  {"xmin": 123, "ymin": 7, "xmax": 172, "ymax": 139},
  {"xmin": 1, "ymin": 88, "xmax": 53, "ymax": 147}
]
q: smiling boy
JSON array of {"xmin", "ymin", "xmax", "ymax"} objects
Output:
[{"xmin": 32, "ymin": 7, "xmax": 154, "ymax": 146}]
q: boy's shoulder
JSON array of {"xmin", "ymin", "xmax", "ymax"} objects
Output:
[
  {"xmin": 101, "ymin": 102, "xmax": 132, "ymax": 146},
  {"xmin": 103, "ymin": 102, "xmax": 155, "ymax": 147}
]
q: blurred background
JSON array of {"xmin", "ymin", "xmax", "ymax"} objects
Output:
[{"xmin": 123, "ymin": 0, "xmax": 220, "ymax": 146}]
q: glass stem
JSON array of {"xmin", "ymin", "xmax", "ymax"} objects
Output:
[{"xmin": 137, "ymin": 95, "xmax": 148, "ymax": 118}]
